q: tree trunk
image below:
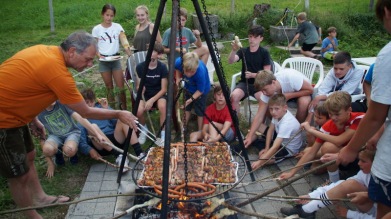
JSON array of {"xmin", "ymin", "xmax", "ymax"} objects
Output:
[
  {"xmin": 48, "ymin": 0, "xmax": 55, "ymax": 32},
  {"xmin": 305, "ymin": 0, "xmax": 310, "ymax": 15},
  {"xmin": 231, "ymin": 0, "xmax": 235, "ymax": 14},
  {"xmin": 369, "ymin": 0, "xmax": 375, "ymax": 11}
]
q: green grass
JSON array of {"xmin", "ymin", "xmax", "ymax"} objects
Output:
[{"xmin": 0, "ymin": 0, "xmax": 388, "ymax": 217}]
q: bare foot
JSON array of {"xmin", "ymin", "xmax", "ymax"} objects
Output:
[{"xmin": 34, "ymin": 195, "xmax": 70, "ymax": 206}]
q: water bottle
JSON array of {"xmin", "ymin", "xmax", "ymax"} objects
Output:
[{"xmin": 295, "ymin": 40, "xmax": 299, "ymax": 49}]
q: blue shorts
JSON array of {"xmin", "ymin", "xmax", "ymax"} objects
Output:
[
  {"xmin": 185, "ymin": 93, "xmax": 207, "ymax": 117},
  {"xmin": 224, "ymin": 128, "xmax": 235, "ymax": 142},
  {"xmin": 368, "ymin": 173, "xmax": 391, "ymax": 207},
  {"xmin": 47, "ymin": 132, "xmax": 81, "ymax": 148},
  {"xmin": 99, "ymin": 59, "xmax": 122, "ymax": 72}
]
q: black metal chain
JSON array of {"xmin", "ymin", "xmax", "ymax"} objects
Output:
[
  {"xmin": 176, "ymin": 1, "xmax": 189, "ymax": 192},
  {"xmin": 200, "ymin": 0, "xmax": 241, "ymax": 141},
  {"xmin": 200, "ymin": 0, "xmax": 230, "ymax": 101}
]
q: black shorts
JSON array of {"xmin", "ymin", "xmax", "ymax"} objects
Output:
[
  {"xmin": 185, "ymin": 93, "xmax": 207, "ymax": 116},
  {"xmin": 0, "ymin": 126, "xmax": 35, "ymax": 178},
  {"xmin": 234, "ymin": 82, "xmax": 256, "ymax": 100},
  {"xmin": 93, "ymin": 133, "xmax": 124, "ymax": 156},
  {"xmin": 274, "ymin": 147, "xmax": 290, "ymax": 163},
  {"xmin": 302, "ymin": 43, "xmax": 317, "ymax": 52},
  {"xmin": 144, "ymin": 93, "xmax": 167, "ymax": 109}
]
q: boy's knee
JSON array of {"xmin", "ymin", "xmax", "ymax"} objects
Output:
[
  {"xmin": 42, "ymin": 147, "xmax": 57, "ymax": 157},
  {"xmin": 320, "ymin": 142, "xmax": 339, "ymax": 154},
  {"xmin": 230, "ymin": 93, "xmax": 241, "ymax": 103}
]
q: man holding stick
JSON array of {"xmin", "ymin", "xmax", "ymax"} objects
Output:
[{"xmin": 0, "ymin": 31, "xmax": 138, "ymax": 219}]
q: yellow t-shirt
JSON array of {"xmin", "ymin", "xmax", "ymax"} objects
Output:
[{"xmin": 0, "ymin": 45, "xmax": 83, "ymax": 128}]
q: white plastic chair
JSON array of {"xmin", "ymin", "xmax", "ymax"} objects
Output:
[
  {"xmin": 272, "ymin": 61, "xmax": 282, "ymax": 73},
  {"xmin": 281, "ymin": 57, "xmax": 324, "ymax": 89},
  {"xmin": 125, "ymin": 51, "xmax": 147, "ymax": 100},
  {"xmin": 351, "ymin": 65, "xmax": 370, "ymax": 102},
  {"xmin": 206, "ymin": 55, "xmax": 215, "ymax": 84},
  {"xmin": 230, "ymin": 61, "xmax": 281, "ymax": 118}
]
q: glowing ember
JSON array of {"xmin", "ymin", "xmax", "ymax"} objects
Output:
[{"xmin": 177, "ymin": 195, "xmax": 189, "ymax": 209}]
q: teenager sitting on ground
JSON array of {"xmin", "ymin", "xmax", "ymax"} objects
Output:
[
  {"xmin": 228, "ymin": 25, "xmax": 272, "ymax": 114},
  {"xmin": 135, "ymin": 42, "xmax": 168, "ymax": 144},
  {"xmin": 321, "ymin": 26, "xmax": 339, "ymax": 60},
  {"xmin": 296, "ymin": 103, "xmax": 330, "ymax": 162},
  {"xmin": 251, "ymin": 94, "xmax": 303, "ymax": 170},
  {"xmin": 279, "ymin": 91, "xmax": 365, "ymax": 183},
  {"xmin": 281, "ymin": 149, "xmax": 376, "ymax": 219},
  {"xmin": 37, "ymin": 101, "xmax": 104, "ymax": 178},
  {"xmin": 78, "ymin": 89, "xmax": 143, "ymax": 173},
  {"xmin": 244, "ymin": 69, "xmax": 313, "ymax": 148},
  {"xmin": 190, "ymin": 83, "xmax": 235, "ymax": 143}
]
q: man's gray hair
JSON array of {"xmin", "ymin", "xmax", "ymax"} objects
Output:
[{"xmin": 60, "ymin": 31, "xmax": 97, "ymax": 53}]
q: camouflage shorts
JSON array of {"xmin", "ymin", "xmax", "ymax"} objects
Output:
[{"xmin": 0, "ymin": 125, "xmax": 35, "ymax": 178}]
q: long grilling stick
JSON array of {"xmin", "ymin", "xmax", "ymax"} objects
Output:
[{"xmin": 235, "ymin": 36, "xmax": 252, "ymax": 124}]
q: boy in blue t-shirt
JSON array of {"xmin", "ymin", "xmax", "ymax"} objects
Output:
[
  {"xmin": 321, "ymin": 27, "xmax": 339, "ymax": 60},
  {"xmin": 175, "ymin": 52, "xmax": 211, "ymax": 132}
]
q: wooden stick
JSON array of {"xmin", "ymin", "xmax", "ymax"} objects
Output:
[
  {"xmin": 237, "ymin": 159, "xmax": 322, "ymax": 189},
  {"xmin": 229, "ymin": 190, "xmax": 350, "ymax": 202},
  {"xmin": 98, "ymin": 157, "xmax": 132, "ymax": 171},
  {"xmin": 0, "ymin": 193, "xmax": 147, "ymax": 215},
  {"xmin": 236, "ymin": 160, "xmax": 336, "ymax": 207},
  {"xmin": 250, "ymin": 129, "xmax": 302, "ymax": 172},
  {"xmin": 88, "ymin": 135, "xmax": 140, "ymax": 162},
  {"xmin": 142, "ymin": 94, "xmax": 157, "ymax": 135}
]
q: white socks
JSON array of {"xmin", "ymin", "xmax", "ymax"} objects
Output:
[
  {"xmin": 302, "ymin": 193, "xmax": 330, "ymax": 213},
  {"xmin": 328, "ymin": 170, "xmax": 340, "ymax": 183}
]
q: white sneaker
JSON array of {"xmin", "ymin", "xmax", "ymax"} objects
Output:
[
  {"xmin": 155, "ymin": 138, "xmax": 164, "ymax": 147},
  {"xmin": 138, "ymin": 125, "xmax": 148, "ymax": 144},
  {"xmin": 115, "ymin": 154, "xmax": 130, "ymax": 173},
  {"xmin": 138, "ymin": 152, "xmax": 146, "ymax": 159}
]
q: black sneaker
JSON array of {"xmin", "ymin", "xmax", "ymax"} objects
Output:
[
  {"xmin": 70, "ymin": 154, "xmax": 78, "ymax": 165},
  {"xmin": 55, "ymin": 152, "xmax": 65, "ymax": 166},
  {"xmin": 280, "ymin": 204, "xmax": 315, "ymax": 219}
]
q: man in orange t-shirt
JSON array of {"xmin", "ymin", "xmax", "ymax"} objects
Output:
[{"xmin": 0, "ymin": 31, "xmax": 138, "ymax": 219}]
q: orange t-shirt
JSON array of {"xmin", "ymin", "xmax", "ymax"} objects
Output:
[{"xmin": 0, "ymin": 45, "xmax": 83, "ymax": 128}]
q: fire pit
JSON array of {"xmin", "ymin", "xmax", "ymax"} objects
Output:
[
  {"xmin": 132, "ymin": 188, "xmax": 235, "ymax": 219},
  {"xmin": 132, "ymin": 142, "xmax": 246, "ymax": 202}
]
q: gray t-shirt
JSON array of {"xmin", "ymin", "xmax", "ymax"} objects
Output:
[
  {"xmin": 296, "ymin": 21, "xmax": 319, "ymax": 44},
  {"xmin": 162, "ymin": 27, "xmax": 197, "ymax": 61},
  {"xmin": 370, "ymin": 41, "xmax": 391, "ymax": 181},
  {"xmin": 38, "ymin": 101, "xmax": 80, "ymax": 137}
]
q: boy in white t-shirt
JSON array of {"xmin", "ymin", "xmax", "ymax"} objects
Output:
[
  {"xmin": 244, "ymin": 69, "xmax": 313, "ymax": 148},
  {"xmin": 251, "ymin": 94, "xmax": 302, "ymax": 170},
  {"xmin": 281, "ymin": 149, "xmax": 376, "ymax": 219}
]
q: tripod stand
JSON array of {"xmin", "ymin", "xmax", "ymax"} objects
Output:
[{"xmin": 117, "ymin": 1, "xmax": 255, "ymax": 217}]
